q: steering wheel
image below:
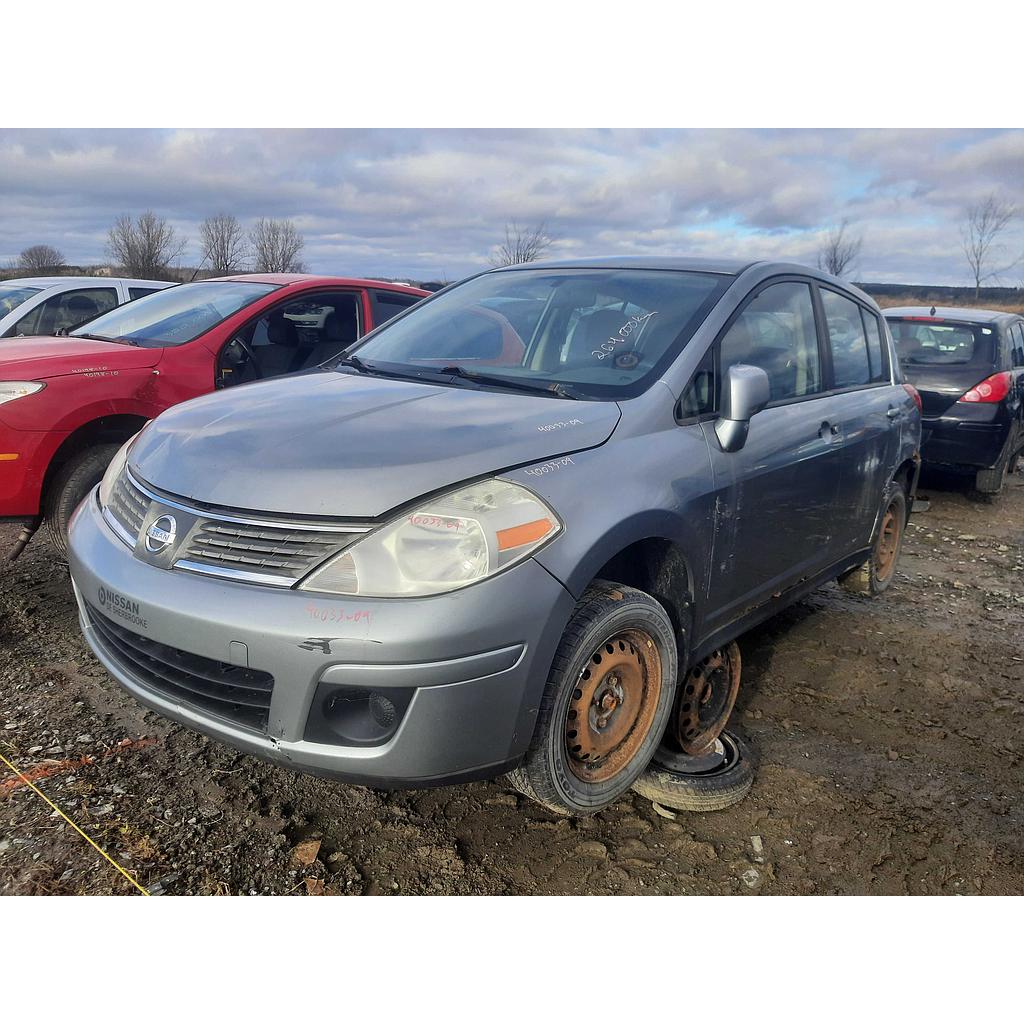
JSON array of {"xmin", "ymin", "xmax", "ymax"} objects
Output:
[{"xmin": 228, "ymin": 336, "xmax": 263, "ymax": 380}]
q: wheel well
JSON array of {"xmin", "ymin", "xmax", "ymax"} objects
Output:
[
  {"xmin": 591, "ymin": 538, "xmax": 694, "ymax": 650},
  {"xmin": 41, "ymin": 414, "xmax": 146, "ymax": 504},
  {"xmin": 892, "ymin": 457, "xmax": 917, "ymax": 520}
]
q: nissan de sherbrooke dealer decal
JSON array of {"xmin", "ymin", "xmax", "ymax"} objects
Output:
[{"xmin": 97, "ymin": 585, "xmax": 148, "ymax": 629}]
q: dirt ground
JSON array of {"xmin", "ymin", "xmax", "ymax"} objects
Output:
[{"xmin": 2, "ymin": 470, "xmax": 1023, "ymax": 896}]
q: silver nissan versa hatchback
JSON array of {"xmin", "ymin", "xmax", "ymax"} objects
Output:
[{"xmin": 68, "ymin": 257, "xmax": 921, "ymax": 815}]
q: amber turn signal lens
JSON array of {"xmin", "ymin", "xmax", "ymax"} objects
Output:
[{"xmin": 496, "ymin": 517, "xmax": 554, "ymax": 551}]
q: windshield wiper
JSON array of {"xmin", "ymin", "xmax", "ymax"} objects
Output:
[
  {"xmin": 72, "ymin": 332, "xmax": 139, "ymax": 346},
  {"xmin": 438, "ymin": 365, "xmax": 583, "ymax": 400},
  {"xmin": 336, "ymin": 356, "xmax": 435, "ymax": 384}
]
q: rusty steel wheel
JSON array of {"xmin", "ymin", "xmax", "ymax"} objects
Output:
[
  {"xmin": 674, "ymin": 641, "xmax": 741, "ymax": 755},
  {"xmin": 565, "ymin": 628, "xmax": 663, "ymax": 783},
  {"xmin": 839, "ymin": 484, "xmax": 908, "ymax": 598},
  {"xmin": 874, "ymin": 501, "xmax": 902, "ymax": 584}
]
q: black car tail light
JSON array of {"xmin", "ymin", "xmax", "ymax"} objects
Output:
[{"xmin": 958, "ymin": 371, "xmax": 1011, "ymax": 404}]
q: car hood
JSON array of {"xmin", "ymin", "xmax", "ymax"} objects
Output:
[
  {"xmin": 130, "ymin": 370, "xmax": 621, "ymax": 518},
  {"xmin": 0, "ymin": 337, "xmax": 161, "ymax": 379}
]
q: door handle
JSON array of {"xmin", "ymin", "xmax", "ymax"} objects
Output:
[
  {"xmin": 886, "ymin": 407, "xmax": 900, "ymax": 419},
  {"xmin": 819, "ymin": 420, "xmax": 840, "ymax": 439}
]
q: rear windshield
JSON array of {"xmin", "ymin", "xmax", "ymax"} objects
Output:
[
  {"xmin": 886, "ymin": 318, "xmax": 993, "ymax": 366},
  {"xmin": 70, "ymin": 281, "xmax": 279, "ymax": 347},
  {"xmin": 0, "ymin": 285, "xmax": 42, "ymax": 317},
  {"xmin": 349, "ymin": 268, "xmax": 732, "ymax": 399}
]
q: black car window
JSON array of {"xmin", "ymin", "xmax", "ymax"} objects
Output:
[
  {"xmin": 886, "ymin": 318, "xmax": 992, "ymax": 366},
  {"xmin": 1010, "ymin": 322, "xmax": 1024, "ymax": 367},
  {"xmin": 861, "ymin": 308, "xmax": 888, "ymax": 382},
  {"xmin": 718, "ymin": 281, "xmax": 821, "ymax": 403},
  {"xmin": 821, "ymin": 289, "xmax": 871, "ymax": 388},
  {"xmin": 129, "ymin": 286, "xmax": 161, "ymax": 300}
]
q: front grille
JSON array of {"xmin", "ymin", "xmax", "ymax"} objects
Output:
[
  {"xmin": 182, "ymin": 520, "xmax": 347, "ymax": 581},
  {"xmin": 107, "ymin": 472, "xmax": 151, "ymax": 542},
  {"xmin": 87, "ymin": 605, "xmax": 275, "ymax": 733}
]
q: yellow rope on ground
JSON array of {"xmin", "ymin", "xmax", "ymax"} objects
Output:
[{"xmin": 0, "ymin": 749, "xmax": 150, "ymax": 896}]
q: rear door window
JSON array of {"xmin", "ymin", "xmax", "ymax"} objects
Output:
[
  {"xmin": 1011, "ymin": 322, "xmax": 1024, "ymax": 367},
  {"xmin": 371, "ymin": 289, "xmax": 421, "ymax": 327},
  {"xmin": 821, "ymin": 289, "xmax": 871, "ymax": 388}
]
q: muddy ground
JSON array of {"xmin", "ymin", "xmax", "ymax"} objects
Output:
[{"xmin": 2, "ymin": 471, "xmax": 1023, "ymax": 896}]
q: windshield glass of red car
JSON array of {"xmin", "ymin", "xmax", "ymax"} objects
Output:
[
  {"xmin": 887, "ymin": 318, "xmax": 994, "ymax": 367},
  {"xmin": 70, "ymin": 281, "xmax": 279, "ymax": 347}
]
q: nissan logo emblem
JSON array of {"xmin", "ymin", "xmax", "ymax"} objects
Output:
[{"xmin": 145, "ymin": 514, "xmax": 177, "ymax": 554}]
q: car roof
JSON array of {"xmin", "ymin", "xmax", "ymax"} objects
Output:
[
  {"xmin": 0, "ymin": 275, "xmax": 170, "ymax": 288},
  {"xmin": 492, "ymin": 255, "xmax": 755, "ymax": 275},
  {"xmin": 210, "ymin": 273, "xmax": 428, "ymax": 295},
  {"xmin": 882, "ymin": 305, "xmax": 1021, "ymax": 324}
]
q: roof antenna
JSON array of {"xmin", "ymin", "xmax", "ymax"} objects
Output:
[
  {"xmin": 929, "ymin": 305, "xmax": 936, "ymax": 316},
  {"xmin": 189, "ymin": 254, "xmax": 209, "ymax": 283}
]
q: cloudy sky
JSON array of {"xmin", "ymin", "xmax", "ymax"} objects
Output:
[{"xmin": 2, "ymin": 128, "xmax": 1022, "ymax": 285}]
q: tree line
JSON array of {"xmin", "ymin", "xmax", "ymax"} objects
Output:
[{"xmin": 7, "ymin": 206, "xmax": 1021, "ymax": 293}]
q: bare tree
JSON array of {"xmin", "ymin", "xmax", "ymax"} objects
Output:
[
  {"xmin": 961, "ymin": 194, "xmax": 1016, "ymax": 299},
  {"xmin": 249, "ymin": 219, "xmax": 306, "ymax": 273},
  {"xmin": 107, "ymin": 212, "xmax": 186, "ymax": 279},
  {"xmin": 489, "ymin": 221, "xmax": 552, "ymax": 267},
  {"xmin": 817, "ymin": 219, "xmax": 862, "ymax": 279},
  {"xmin": 199, "ymin": 214, "xmax": 249, "ymax": 274},
  {"xmin": 19, "ymin": 244, "xmax": 66, "ymax": 272}
]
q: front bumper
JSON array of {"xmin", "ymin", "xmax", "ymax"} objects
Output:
[
  {"xmin": 0, "ymin": 423, "xmax": 65, "ymax": 517},
  {"xmin": 68, "ymin": 492, "xmax": 576, "ymax": 787}
]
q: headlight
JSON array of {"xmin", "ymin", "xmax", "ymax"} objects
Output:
[
  {"xmin": 300, "ymin": 479, "xmax": 561, "ymax": 597},
  {"xmin": 98, "ymin": 434, "xmax": 139, "ymax": 508},
  {"xmin": 0, "ymin": 381, "xmax": 45, "ymax": 405}
]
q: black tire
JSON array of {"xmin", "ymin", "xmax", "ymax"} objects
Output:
[
  {"xmin": 506, "ymin": 580, "xmax": 678, "ymax": 815},
  {"xmin": 632, "ymin": 731, "xmax": 754, "ymax": 812},
  {"xmin": 839, "ymin": 482, "xmax": 907, "ymax": 597},
  {"xmin": 44, "ymin": 444, "xmax": 120, "ymax": 557}
]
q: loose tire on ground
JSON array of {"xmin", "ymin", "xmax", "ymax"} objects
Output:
[
  {"xmin": 632, "ymin": 731, "xmax": 754, "ymax": 812},
  {"xmin": 506, "ymin": 580, "xmax": 678, "ymax": 815},
  {"xmin": 44, "ymin": 444, "xmax": 120, "ymax": 558},
  {"xmin": 839, "ymin": 482, "xmax": 907, "ymax": 597}
]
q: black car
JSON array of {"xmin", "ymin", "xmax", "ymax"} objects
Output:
[{"xmin": 885, "ymin": 306, "xmax": 1024, "ymax": 496}]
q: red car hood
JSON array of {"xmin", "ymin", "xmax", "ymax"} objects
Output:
[{"xmin": 0, "ymin": 337, "xmax": 161, "ymax": 379}]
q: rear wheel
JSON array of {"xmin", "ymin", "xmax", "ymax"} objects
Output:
[
  {"xmin": 506, "ymin": 580, "xmax": 678, "ymax": 815},
  {"xmin": 44, "ymin": 444, "xmax": 119, "ymax": 558},
  {"xmin": 839, "ymin": 483, "xmax": 907, "ymax": 597}
]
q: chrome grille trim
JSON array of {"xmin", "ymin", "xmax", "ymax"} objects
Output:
[
  {"xmin": 103, "ymin": 472, "xmax": 151, "ymax": 548},
  {"xmin": 172, "ymin": 559, "xmax": 297, "ymax": 587},
  {"xmin": 101, "ymin": 504, "xmax": 138, "ymax": 549},
  {"xmin": 126, "ymin": 468, "xmax": 371, "ymax": 534}
]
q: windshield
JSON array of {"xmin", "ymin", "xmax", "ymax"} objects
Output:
[
  {"xmin": 887, "ymin": 317, "xmax": 993, "ymax": 366},
  {"xmin": 70, "ymin": 281, "xmax": 278, "ymax": 347},
  {"xmin": 346, "ymin": 268, "xmax": 730, "ymax": 398},
  {"xmin": 0, "ymin": 285, "xmax": 42, "ymax": 317}
]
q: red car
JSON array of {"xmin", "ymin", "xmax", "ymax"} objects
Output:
[{"xmin": 0, "ymin": 274, "xmax": 428, "ymax": 553}]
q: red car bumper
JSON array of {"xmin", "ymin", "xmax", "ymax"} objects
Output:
[{"xmin": 0, "ymin": 424, "xmax": 66, "ymax": 518}]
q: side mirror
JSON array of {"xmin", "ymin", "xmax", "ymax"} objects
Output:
[{"xmin": 714, "ymin": 364, "xmax": 771, "ymax": 452}]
